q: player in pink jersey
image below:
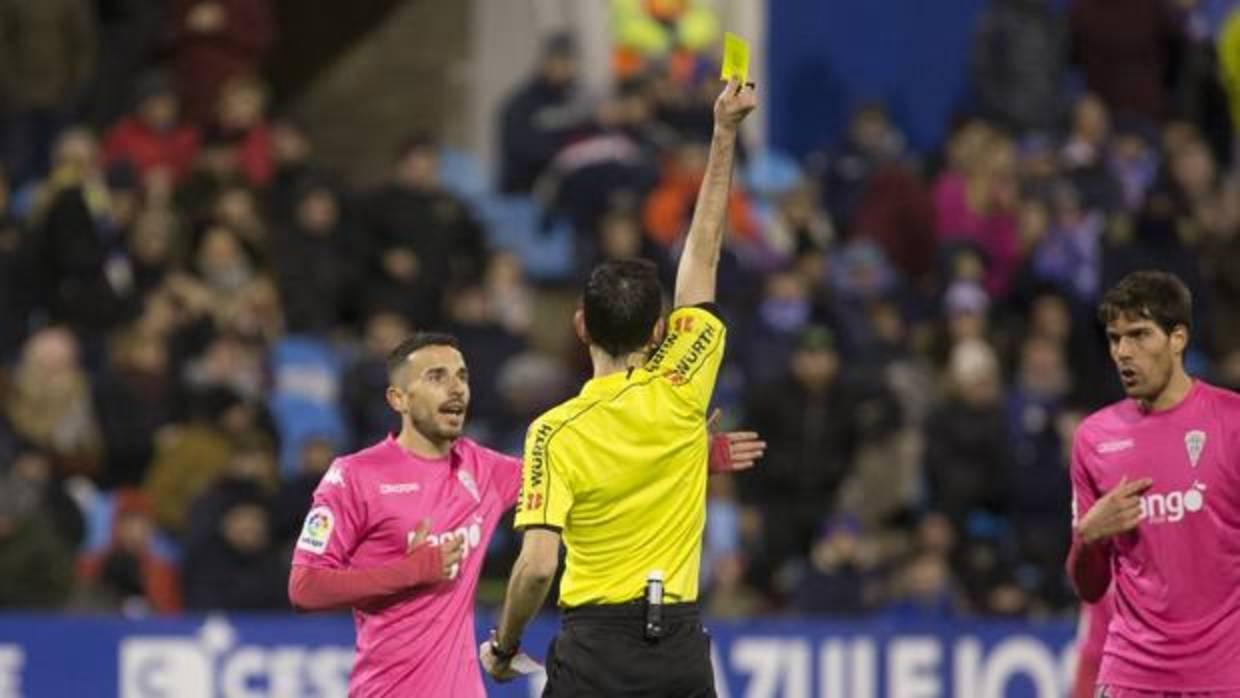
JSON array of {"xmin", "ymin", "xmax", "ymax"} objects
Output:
[
  {"xmin": 287, "ymin": 332, "xmax": 763, "ymax": 697},
  {"xmin": 1067, "ymin": 271, "xmax": 1240, "ymax": 697}
]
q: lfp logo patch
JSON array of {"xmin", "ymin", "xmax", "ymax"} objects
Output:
[{"xmin": 297, "ymin": 507, "xmax": 334, "ymax": 554}]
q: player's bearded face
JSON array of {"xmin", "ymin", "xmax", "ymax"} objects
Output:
[
  {"xmin": 1107, "ymin": 315, "xmax": 1181, "ymax": 400},
  {"xmin": 393, "ymin": 346, "xmax": 471, "ymax": 443}
]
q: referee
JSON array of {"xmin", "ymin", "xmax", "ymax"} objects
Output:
[{"xmin": 481, "ymin": 80, "xmax": 758, "ymax": 696}]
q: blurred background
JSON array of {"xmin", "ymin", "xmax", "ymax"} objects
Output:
[{"xmin": 2, "ymin": 0, "xmax": 1239, "ymax": 695}]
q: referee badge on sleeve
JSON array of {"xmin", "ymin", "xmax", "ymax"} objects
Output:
[{"xmin": 297, "ymin": 506, "xmax": 335, "ymax": 554}]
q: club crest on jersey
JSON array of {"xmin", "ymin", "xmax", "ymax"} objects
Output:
[
  {"xmin": 458, "ymin": 469, "xmax": 480, "ymax": 503},
  {"xmin": 1185, "ymin": 430, "xmax": 1206, "ymax": 468}
]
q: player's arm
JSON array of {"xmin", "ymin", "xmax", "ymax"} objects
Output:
[
  {"xmin": 672, "ymin": 79, "xmax": 756, "ymax": 308},
  {"xmin": 287, "ymin": 463, "xmax": 463, "ymax": 612},
  {"xmin": 1064, "ymin": 434, "xmax": 1152, "ymax": 602},
  {"xmin": 289, "ymin": 520, "xmax": 463, "ymax": 612},
  {"xmin": 1068, "ymin": 475, "xmax": 1151, "ymax": 602}
]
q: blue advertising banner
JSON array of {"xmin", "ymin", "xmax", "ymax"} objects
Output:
[{"xmin": 0, "ymin": 613, "xmax": 1078, "ymax": 697}]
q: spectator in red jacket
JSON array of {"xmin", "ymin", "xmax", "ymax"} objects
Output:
[
  {"xmin": 214, "ymin": 75, "xmax": 272, "ymax": 187},
  {"xmin": 103, "ymin": 74, "xmax": 200, "ymax": 185},
  {"xmin": 169, "ymin": 0, "xmax": 275, "ymax": 123}
]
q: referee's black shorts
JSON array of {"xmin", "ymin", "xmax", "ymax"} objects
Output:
[{"xmin": 542, "ymin": 602, "xmax": 715, "ymax": 698}]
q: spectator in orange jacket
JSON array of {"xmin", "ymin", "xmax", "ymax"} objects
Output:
[
  {"xmin": 77, "ymin": 489, "xmax": 181, "ymax": 614},
  {"xmin": 643, "ymin": 140, "xmax": 760, "ymax": 247}
]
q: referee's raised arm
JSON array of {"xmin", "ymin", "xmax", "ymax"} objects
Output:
[{"xmin": 673, "ymin": 79, "xmax": 757, "ymax": 308}]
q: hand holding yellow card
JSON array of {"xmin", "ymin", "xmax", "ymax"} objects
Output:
[{"xmin": 721, "ymin": 32, "xmax": 750, "ymax": 84}]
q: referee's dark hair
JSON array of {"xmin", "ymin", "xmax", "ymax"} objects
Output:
[
  {"xmin": 582, "ymin": 259, "xmax": 664, "ymax": 358},
  {"xmin": 1097, "ymin": 271, "xmax": 1192, "ymax": 337},
  {"xmin": 386, "ymin": 332, "xmax": 460, "ymax": 383}
]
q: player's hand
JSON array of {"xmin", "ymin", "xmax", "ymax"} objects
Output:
[
  {"xmin": 1076, "ymin": 476, "xmax": 1153, "ymax": 545},
  {"xmin": 713, "ymin": 79, "xmax": 757, "ymax": 132},
  {"xmin": 408, "ymin": 519, "xmax": 465, "ymax": 582},
  {"xmin": 707, "ymin": 409, "xmax": 766, "ymax": 472}
]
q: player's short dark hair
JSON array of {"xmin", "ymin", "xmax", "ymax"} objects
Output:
[
  {"xmin": 386, "ymin": 332, "xmax": 460, "ymax": 382},
  {"xmin": 1097, "ymin": 270, "xmax": 1193, "ymax": 336},
  {"xmin": 582, "ymin": 259, "xmax": 663, "ymax": 358}
]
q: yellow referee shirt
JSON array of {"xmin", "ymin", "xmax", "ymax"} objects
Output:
[{"xmin": 514, "ymin": 305, "xmax": 726, "ymax": 607}]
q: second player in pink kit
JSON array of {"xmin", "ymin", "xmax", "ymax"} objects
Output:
[{"xmin": 1068, "ymin": 271, "xmax": 1240, "ymax": 697}]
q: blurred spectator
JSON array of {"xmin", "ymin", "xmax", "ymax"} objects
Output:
[
  {"xmin": 813, "ymin": 104, "xmax": 908, "ymax": 231},
  {"xmin": 343, "ymin": 309, "xmax": 410, "ymax": 448},
  {"xmin": 1030, "ymin": 180, "xmax": 1105, "ymax": 305},
  {"xmin": 212, "ymin": 75, "xmax": 272, "ymax": 187},
  {"xmin": 740, "ymin": 326, "xmax": 859, "ymax": 590},
  {"xmin": 28, "ymin": 133, "xmax": 139, "ymax": 341},
  {"xmin": 142, "ymin": 387, "xmax": 237, "ymax": 534},
  {"xmin": 9, "ymin": 448, "xmax": 85, "ymax": 550},
  {"xmin": 944, "ymin": 280, "xmax": 992, "ymax": 345},
  {"xmin": 934, "ymin": 126, "xmax": 1021, "ymax": 298},
  {"xmin": 267, "ymin": 117, "xmax": 321, "ymax": 222},
  {"xmin": 184, "ymin": 432, "xmax": 276, "ymax": 548},
  {"xmin": 498, "ymin": 33, "xmax": 586, "ymax": 194},
  {"xmin": 272, "ymin": 436, "xmax": 335, "ymax": 545},
  {"xmin": 883, "ymin": 550, "xmax": 958, "ymax": 622},
  {"xmin": 484, "ymin": 252, "xmax": 535, "ymax": 338},
  {"xmin": 1108, "ymin": 121, "xmax": 1161, "ymax": 212},
  {"xmin": 1070, "ymin": 0, "xmax": 1182, "ymax": 123},
  {"xmin": 3, "ymin": 327, "xmax": 104, "ymax": 479},
  {"xmin": 182, "ymin": 495, "xmax": 286, "ymax": 610},
  {"xmin": 593, "ymin": 205, "xmax": 675, "ymax": 284},
  {"xmin": 0, "ymin": 0, "xmax": 97, "ymax": 184},
  {"xmin": 610, "ymin": 0, "xmax": 721, "ymax": 81},
  {"xmin": 0, "ymin": 467, "xmax": 75, "ymax": 609},
  {"xmin": 175, "ymin": 125, "xmax": 246, "ymax": 227},
  {"xmin": 791, "ymin": 515, "xmax": 878, "ymax": 615},
  {"xmin": 273, "ymin": 179, "xmax": 358, "ymax": 335},
  {"xmin": 972, "ymin": 0, "xmax": 1068, "ymax": 135},
  {"xmin": 703, "ymin": 553, "xmax": 766, "ymax": 620},
  {"xmin": 923, "ymin": 339, "xmax": 1009, "ymax": 529},
  {"xmin": 0, "ymin": 166, "xmax": 28, "ymax": 362},
  {"xmin": 76, "ymin": 489, "xmax": 180, "ymax": 614},
  {"xmin": 445, "ymin": 284, "xmax": 527, "ymax": 441},
  {"xmin": 360, "ymin": 136, "xmax": 487, "ymax": 324},
  {"xmin": 211, "ymin": 183, "xmax": 268, "ymax": 261},
  {"xmin": 1061, "ymin": 95, "xmax": 1125, "ymax": 212},
  {"xmin": 548, "ymin": 83, "xmax": 663, "ymax": 238},
  {"xmin": 102, "ymin": 73, "xmax": 200, "ymax": 184},
  {"xmin": 851, "ymin": 165, "xmax": 938, "ymax": 280},
  {"xmin": 493, "ymin": 352, "xmax": 574, "ymax": 456},
  {"xmin": 94, "ymin": 327, "xmax": 176, "ymax": 488},
  {"xmin": 1005, "ymin": 335, "xmax": 1073, "ymax": 605},
  {"xmin": 79, "ymin": 0, "xmax": 166, "ymax": 129},
  {"xmin": 190, "ymin": 224, "xmax": 259, "ymax": 310},
  {"xmin": 736, "ymin": 270, "xmax": 816, "ymax": 386},
  {"xmin": 127, "ymin": 207, "xmax": 184, "ymax": 296},
  {"xmin": 764, "ymin": 181, "xmax": 834, "ymax": 265},
  {"xmin": 168, "ymin": 0, "xmax": 274, "ymax": 123}
]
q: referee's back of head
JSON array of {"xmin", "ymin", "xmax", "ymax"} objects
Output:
[{"xmin": 582, "ymin": 259, "xmax": 663, "ymax": 359}]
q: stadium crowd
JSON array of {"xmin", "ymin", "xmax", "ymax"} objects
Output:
[{"xmin": 2, "ymin": 0, "xmax": 1240, "ymax": 623}]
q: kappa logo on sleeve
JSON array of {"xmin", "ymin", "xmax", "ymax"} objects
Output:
[
  {"xmin": 296, "ymin": 506, "xmax": 335, "ymax": 554},
  {"xmin": 322, "ymin": 462, "xmax": 345, "ymax": 487}
]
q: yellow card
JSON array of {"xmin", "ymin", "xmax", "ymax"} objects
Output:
[{"xmin": 721, "ymin": 32, "xmax": 750, "ymax": 83}]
